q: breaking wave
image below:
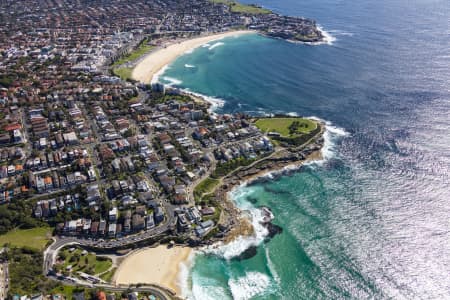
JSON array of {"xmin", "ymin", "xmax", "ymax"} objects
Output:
[
  {"xmin": 180, "ymin": 89, "xmax": 225, "ymax": 112},
  {"xmin": 180, "ymin": 116, "xmax": 349, "ymax": 298},
  {"xmin": 265, "ymin": 247, "xmax": 280, "ymax": 285},
  {"xmin": 228, "ymin": 272, "xmax": 273, "ymax": 300},
  {"xmin": 328, "ymin": 29, "xmax": 354, "ymax": 37},
  {"xmin": 151, "ymin": 64, "xmax": 170, "ymax": 84},
  {"xmin": 161, "ymin": 76, "xmax": 183, "ymax": 86},
  {"xmin": 309, "ymin": 116, "xmax": 349, "ymax": 162},
  {"xmin": 201, "ymin": 187, "xmax": 269, "ymax": 260},
  {"xmin": 177, "ymin": 251, "xmax": 196, "ymax": 298},
  {"xmin": 184, "ymin": 64, "xmax": 196, "ymax": 68},
  {"xmin": 317, "ymin": 26, "xmax": 337, "ymax": 45},
  {"xmin": 209, "ymin": 42, "xmax": 225, "ymax": 50}
]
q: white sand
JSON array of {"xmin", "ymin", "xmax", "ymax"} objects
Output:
[
  {"xmin": 132, "ymin": 30, "xmax": 255, "ymax": 83},
  {"xmin": 113, "ymin": 246, "xmax": 192, "ymax": 295}
]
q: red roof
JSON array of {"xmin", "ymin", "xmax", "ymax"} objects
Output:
[{"xmin": 4, "ymin": 123, "xmax": 21, "ymax": 131}]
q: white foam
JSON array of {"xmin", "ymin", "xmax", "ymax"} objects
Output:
[
  {"xmin": 286, "ymin": 111, "xmax": 299, "ymax": 117},
  {"xmin": 317, "ymin": 26, "xmax": 337, "ymax": 45},
  {"xmin": 228, "ymin": 272, "xmax": 272, "ymax": 300},
  {"xmin": 161, "ymin": 76, "xmax": 183, "ymax": 86},
  {"xmin": 203, "ymin": 208, "xmax": 269, "ymax": 260},
  {"xmin": 289, "ymin": 26, "xmax": 336, "ymax": 46},
  {"xmin": 151, "ymin": 64, "xmax": 171, "ymax": 84},
  {"xmin": 181, "ymin": 89, "xmax": 225, "ymax": 113},
  {"xmin": 178, "ymin": 250, "xmax": 196, "ymax": 298},
  {"xmin": 328, "ymin": 29, "xmax": 354, "ymax": 37},
  {"xmin": 152, "ymin": 65, "xmax": 225, "ymax": 112},
  {"xmin": 191, "ymin": 284, "xmax": 230, "ymax": 300},
  {"xmin": 208, "ymin": 42, "xmax": 225, "ymax": 50},
  {"xmin": 307, "ymin": 116, "xmax": 349, "ymax": 163},
  {"xmin": 265, "ymin": 247, "xmax": 281, "ymax": 285},
  {"xmin": 202, "ymin": 43, "xmax": 211, "ymax": 48},
  {"xmin": 184, "ymin": 64, "xmax": 196, "ymax": 68},
  {"xmin": 200, "ymin": 186, "xmax": 269, "ymax": 260}
]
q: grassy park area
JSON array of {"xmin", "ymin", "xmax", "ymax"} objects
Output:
[
  {"xmin": 112, "ymin": 38, "xmax": 154, "ymax": 80},
  {"xmin": 255, "ymin": 117, "xmax": 317, "ymax": 137},
  {"xmin": 100, "ymin": 267, "xmax": 117, "ymax": 282},
  {"xmin": 0, "ymin": 226, "xmax": 52, "ymax": 250},
  {"xmin": 113, "ymin": 67, "xmax": 133, "ymax": 80},
  {"xmin": 255, "ymin": 117, "xmax": 321, "ymax": 146},
  {"xmin": 56, "ymin": 247, "xmax": 112, "ymax": 276},
  {"xmin": 210, "ymin": 0, "xmax": 271, "ymax": 14},
  {"xmin": 194, "ymin": 178, "xmax": 220, "ymax": 202},
  {"xmin": 112, "ymin": 40, "xmax": 154, "ymax": 67}
]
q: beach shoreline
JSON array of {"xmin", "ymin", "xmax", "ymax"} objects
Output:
[
  {"xmin": 113, "ymin": 245, "xmax": 192, "ymax": 295},
  {"xmin": 132, "ymin": 30, "xmax": 255, "ymax": 84}
]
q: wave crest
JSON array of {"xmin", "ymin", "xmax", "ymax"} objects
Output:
[
  {"xmin": 228, "ymin": 272, "xmax": 272, "ymax": 300},
  {"xmin": 151, "ymin": 65, "xmax": 170, "ymax": 84},
  {"xmin": 161, "ymin": 76, "xmax": 183, "ymax": 86},
  {"xmin": 209, "ymin": 42, "xmax": 225, "ymax": 50}
]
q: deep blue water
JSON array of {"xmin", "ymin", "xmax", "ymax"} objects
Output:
[{"xmin": 159, "ymin": 0, "xmax": 450, "ymax": 298}]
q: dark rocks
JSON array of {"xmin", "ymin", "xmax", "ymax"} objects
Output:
[
  {"xmin": 265, "ymin": 223, "xmax": 283, "ymax": 241},
  {"xmin": 231, "ymin": 245, "xmax": 258, "ymax": 261}
]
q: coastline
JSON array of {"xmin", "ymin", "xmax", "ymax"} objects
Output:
[
  {"xmin": 132, "ymin": 30, "xmax": 255, "ymax": 84},
  {"xmin": 209, "ymin": 123, "xmax": 326, "ymax": 244},
  {"xmin": 113, "ymin": 245, "xmax": 192, "ymax": 295},
  {"xmin": 111, "ymin": 125, "xmax": 325, "ymax": 296}
]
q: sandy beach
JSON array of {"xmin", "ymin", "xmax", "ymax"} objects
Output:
[
  {"xmin": 113, "ymin": 245, "xmax": 192, "ymax": 295},
  {"xmin": 132, "ymin": 30, "xmax": 255, "ymax": 83}
]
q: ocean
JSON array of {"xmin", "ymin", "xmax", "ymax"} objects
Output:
[{"xmin": 158, "ymin": 0, "xmax": 450, "ymax": 298}]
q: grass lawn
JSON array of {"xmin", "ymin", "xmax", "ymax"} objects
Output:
[
  {"xmin": 112, "ymin": 43, "xmax": 154, "ymax": 67},
  {"xmin": 58, "ymin": 247, "xmax": 112, "ymax": 276},
  {"xmin": 100, "ymin": 267, "xmax": 117, "ymax": 282},
  {"xmin": 113, "ymin": 67, "xmax": 133, "ymax": 81},
  {"xmin": 255, "ymin": 117, "xmax": 317, "ymax": 137},
  {"xmin": 194, "ymin": 178, "xmax": 220, "ymax": 201},
  {"xmin": 210, "ymin": 0, "xmax": 271, "ymax": 14},
  {"xmin": 0, "ymin": 226, "xmax": 52, "ymax": 250},
  {"xmin": 51, "ymin": 285, "xmax": 86, "ymax": 299}
]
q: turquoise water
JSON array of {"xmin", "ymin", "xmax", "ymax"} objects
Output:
[{"xmin": 160, "ymin": 0, "xmax": 450, "ymax": 298}]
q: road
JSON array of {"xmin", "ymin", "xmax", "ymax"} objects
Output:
[
  {"xmin": 47, "ymin": 273, "xmax": 174, "ymax": 300},
  {"xmin": 43, "ymin": 232, "xmax": 178, "ymax": 299}
]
